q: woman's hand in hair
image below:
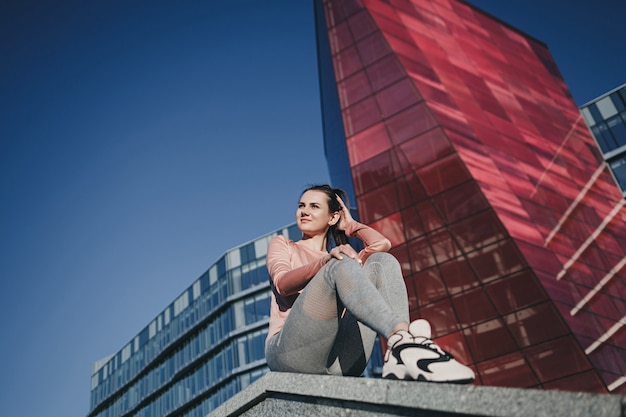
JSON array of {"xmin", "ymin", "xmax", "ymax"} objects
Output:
[
  {"xmin": 327, "ymin": 244, "xmax": 361, "ymax": 264},
  {"xmin": 335, "ymin": 194, "xmax": 355, "ymax": 232}
]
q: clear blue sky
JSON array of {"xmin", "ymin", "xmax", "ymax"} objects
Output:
[{"xmin": 0, "ymin": 1, "xmax": 624, "ymax": 416}]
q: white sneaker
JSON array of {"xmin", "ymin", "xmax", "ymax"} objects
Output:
[{"xmin": 382, "ymin": 319, "xmax": 475, "ymax": 384}]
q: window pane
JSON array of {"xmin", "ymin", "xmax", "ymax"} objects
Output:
[
  {"xmin": 609, "ymin": 156, "xmax": 626, "ymax": 192},
  {"xmin": 352, "ymin": 151, "xmax": 393, "ymax": 195},
  {"xmin": 612, "ymin": 92, "xmax": 626, "ymax": 112},
  {"xmin": 244, "ymin": 299, "xmax": 255, "ymax": 325},
  {"xmin": 597, "ymin": 96, "xmax": 618, "ymax": 119},
  {"xmin": 607, "ymin": 115, "xmax": 626, "ymax": 147},
  {"xmin": 337, "ymin": 70, "xmax": 371, "ymax": 109},
  {"xmin": 356, "ymin": 31, "xmax": 391, "ymax": 66},
  {"xmin": 591, "ymin": 124, "xmax": 613, "ymax": 153},
  {"xmin": 255, "ymin": 293, "xmax": 270, "ymax": 320},
  {"xmin": 375, "ymin": 77, "xmax": 422, "ymax": 118}
]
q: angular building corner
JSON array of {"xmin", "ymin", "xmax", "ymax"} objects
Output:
[{"xmin": 314, "ymin": 0, "xmax": 625, "ymax": 394}]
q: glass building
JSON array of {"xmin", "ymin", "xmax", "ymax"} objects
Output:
[
  {"xmin": 580, "ymin": 83, "xmax": 626, "ymax": 197},
  {"xmin": 86, "ymin": 224, "xmax": 302, "ymax": 417},
  {"xmin": 314, "ymin": 0, "xmax": 625, "ymax": 394}
]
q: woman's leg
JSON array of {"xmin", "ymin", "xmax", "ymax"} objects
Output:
[
  {"xmin": 266, "ymin": 252, "xmax": 409, "ymax": 375},
  {"xmin": 326, "ymin": 252, "xmax": 410, "ymax": 375}
]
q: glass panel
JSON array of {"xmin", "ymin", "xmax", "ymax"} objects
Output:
[
  {"xmin": 504, "ymin": 303, "xmax": 569, "ymax": 348},
  {"xmin": 347, "ymin": 122, "xmax": 392, "ymax": 167},
  {"xmin": 452, "ymin": 288, "xmax": 498, "ymax": 327},
  {"xmin": 588, "ymin": 103, "xmax": 603, "ymax": 124},
  {"xmin": 589, "ymin": 343, "xmax": 626, "ymax": 379},
  {"xmin": 244, "ymin": 298, "xmax": 255, "ymax": 325},
  {"xmin": 449, "ymin": 210, "xmax": 506, "ymax": 253},
  {"xmin": 476, "ymin": 351, "xmax": 538, "ymax": 388},
  {"xmin": 468, "ymin": 239, "xmax": 527, "ymax": 283},
  {"xmin": 356, "ymin": 182, "xmax": 398, "ymax": 222},
  {"xmin": 463, "ymin": 318, "xmax": 518, "ymax": 362},
  {"xmin": 614, "ymin": 90, "xmax": 626, "ymax": 111},
  {"xmin": 592, "ymin": 123, "xmax": 616, "ymax": 153},
  {"xmin": 369, "ymin": 212, "xmax": 406, "ymax": 246},
  {"xmin": 323, "ymin": 0, "xmax": 348, "ymax": 28},
  {"xmin": 607, "ymin": 115, "xmax": 626, "ymax": 147},
  {"xmin": 375, "ymin": 77, "xmax": 422, "ymax": 118},
  {"xmin": 414, "ymin": 266, "xmax": 448, "ymax": 305},
  {"xmin": 233, "ymin": 301, "xmax": 245, "ymax": 329},
  {"xmin": 255, "ymin": 292, "xmax": 270, "ymax": 320},
  {"xmin": 433, "ymin": 181, "xmax": 489, "ymax": 224},
  {"xmin": 404, "ymin": 56, "xmax": 443, "ymax": 86},
  {"xmin": 337, "ymin": 70, "xmax": 371, "ymax": 110},
  {"xmin": 395, "ymin": 173, "xmax": 428, "ymax": 208},
  {"xmin": 400, "ymin": 128, "xmax": 455, "ymax": 170},
  {"xmin": 580, "ymin": 244, "xmax": 612, "ymax": 272},
  {"xmin": 365, "ymin": 53, "xmax": 406, "ymax": 91},
  {"xmin": 386, "ymin": 102, "xmax": 437, "ymax": 145},
  {"xmin": 369, "ymin": 9, "xmax": 414, "ymax": 43},
  {"xmin": 407, "ymin": 235, "xmax": 437, "ymax": 271},
  {"xmin": 416, "ymin": 200, "xmax": 445, "ymax": 233},
  {"xmin": 419, "ymin": 298, "xmax": 459, "ymax": 337},
  {"xmin": 352, "ymin": 151, "xmax": 393, "ymax": 195},
  {"xmin": 333, "ymin": 45, "xmax": 362, "ymax": 81},
  {"xmin": 439, "ymin": 256, "xmax": 480, "ymax": 295},
  {"xmin": 484, "ymin": 270, "xmax": 547, "ymax": 315},
  {"xmin": 428, "ymin": 228, "xmax": 463, "ymax": 264},
  {"xmin": 347, "ymin": 10, "xmax": 377, "ymax": 41},
  {"xmin": 402, "ymin": 207, "xmax": 425, "ymax": 240},
  {"xmin": 255, "ymin": 331, "xmax": 266, "ymax": 361},
  {"xmin": 328, "ymin": 21, "xmax": 353, "ymax": 53},
  {"xmin": 596, "ymin": 96, "xmax": 618, "ymax": 119},
  {"xmin": 342, "ymin": 95, "xmax": 380, "ymax": 136},
  {"xmin": 226, "ymin": 249, "xmax": 241, "ymax": 269},
  {"xmin": 609, "ymin": 156, "xmax": 626, "ymax": 191},
  {"xmin": 524, "ymin": 336, "xmax": 591, "ymax": 382},
  {"xmin": 229, "ymin": 268, "xmax": 241, "ymax": 293},
  {"xmin": 542, "ymin": 370, "xmax": 607, "ymax": 393},
  {"xmin": 241, "ymin": 269, "xmax": 252, "ymax": 290},
  {"xmin": 389, "ymin": 243, "xmax": 412, "ymax": 277},
  {"xmin": 418, "ymin": 154, "xmax": 471, "ymax": 195},
  {"xmin": 386, "ymin": 34, "xmax": 427, "ymax": 64},
  {"xmin": 356, "ymin": 31, "xmax": 391, "ymax": 66}
]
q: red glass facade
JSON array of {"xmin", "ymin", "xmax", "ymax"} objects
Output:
[{"xmin": 315, "ymin": 0, "xmax": 625, "ymax": 393}]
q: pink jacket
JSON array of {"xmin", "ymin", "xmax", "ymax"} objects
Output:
[{"xmin": 265, "ymin": 221, "xmax": 391, "ymax": 344}]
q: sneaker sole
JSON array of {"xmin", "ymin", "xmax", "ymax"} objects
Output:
[{"xmin": 383, "ymin": 373, "xmax": 475, "ymax": 384}]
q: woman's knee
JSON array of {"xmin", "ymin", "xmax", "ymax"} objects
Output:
[
  {"xmin": 323, "ymin": 258, "xmax": 366, "ymax": 289},
  {"xmin": 327, "ymin": 257, "xmax": 362, "ymax": 275},
  {"xmin": 365, "ymin": 252, "xmax": 400, "ymax": 270}
]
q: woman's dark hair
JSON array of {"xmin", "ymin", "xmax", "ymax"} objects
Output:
[{"xmin": 301, "ymin": 184, "xmax": 349, "ymax": 250}]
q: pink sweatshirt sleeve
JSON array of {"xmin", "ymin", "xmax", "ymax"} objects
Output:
[
  {"xmin": 266, "ymin": 235, "xmax": 328, "ymax": 296},
  {"xmin": 345, "ymin": 221, "xmax": 392, "ymax": 263}
]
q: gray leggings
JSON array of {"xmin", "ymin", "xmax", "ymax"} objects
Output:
[{"xmin": 265, "ymin": 252, "xmax": 409, "ymax": 376}]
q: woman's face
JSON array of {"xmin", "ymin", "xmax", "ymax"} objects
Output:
[{"xmin": 296, "ymin": 190, "xmax": 337, "ymax": 236}]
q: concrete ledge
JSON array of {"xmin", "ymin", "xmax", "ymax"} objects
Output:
[{"xmin": 208, "ymin": 372, "xmax": 625, "ymax": 417}]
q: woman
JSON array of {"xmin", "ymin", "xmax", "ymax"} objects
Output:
[{"xmin": 264, "ymin": 184, "xmax": 474, "ymax": 383}]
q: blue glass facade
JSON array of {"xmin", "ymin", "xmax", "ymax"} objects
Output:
[
  {"xmin": 87, "ymin": 224, "xmax": 301, "ymax": 417},
  {"xmin": 581, "ymin": 83, "xmax": 626, "ymax": 197}
]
